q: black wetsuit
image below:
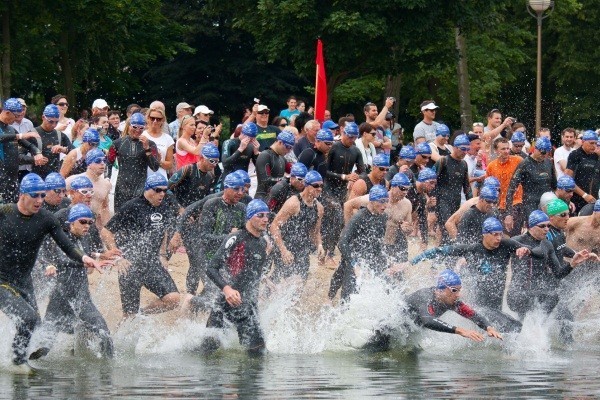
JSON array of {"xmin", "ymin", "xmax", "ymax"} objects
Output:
[
  {"xmin": 407, "ymin": 287, "xmax": 491, "ymax": 334},
  {"xmin": 105, "ymin": 195, "xmax": 180, "ymax": 314},
  {"xmin": 434, "ymin": 155, "xmax": 472, "ymax": 245},
  {"xmin": 297, "ymin": 146, "xmax": 328, "ymax": 179},
  {"xmin": 566, "ymin": 147, "xmax": 599, "ymax": 212},
  {"xmin": 385, "ymin": 164, "xmax": 414, "ymax": 183},
  {"xmin": 293, "ymin": 136, "xmax": 313, "ymax": 158},
  {"xmin": 222, "ymin": 139, "xmax": 258, "ymax": 182},
  {"xmin": 41, "ymin": 197, "xmax": 71, "ymax": 213},
  {"xmin": 25, "ymin": 126, "xmax": 74, "ymax": 179},
  {"xmin": 0, "ymin": 122, "xmax": 41, "ymax": 203},
  {"xmin": 107, "ymin": 136, "xmax": 160, "ymax": 210},
  {"xmin": 34, "ymin": 231, "xmax": 113, "ymax": 358},
  {"xmin": 265, "ymin": 179, "xmax": 300, "ymax": 214},
  {"xmin": 426, "ymin": 145, "xmax": 451, "ymax": 168},
  {"xmin": 205, "ymin": 228, "xmax": 271, "ymax": 353},
  {"xmin": 329, "ymin": 207, "xmax": 387, "ymax": 301},
  {"xmin": 255, "ymin": 148, "xmax": 286, "ymax": 199},
  {"xmin": 185, "ymin": 197, "xmax": 246, "ymax": 295},
  {"xmin": 0, "ymin": 205, "xmax": 85, "ymax": 365},
  {"xmin": 506, "ymin": 155, "xmax": 556, "ymax": 218},
  {"xmin": 273, "ymin": 195, "xmax": 320, "ymax": 281},
  {"xmin": 457, "ymin": 205, "xmax": 494, "ymax": 244},
  {"xmin": 168, "ymin": 163, "xmax": 215, "ymax": 207}
]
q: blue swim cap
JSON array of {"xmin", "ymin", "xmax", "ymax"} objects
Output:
[
  {"xmin": 201, "ymin": 143, "xmax": 220, "ymax": 159},
  {"xmin": 144, "ymin": 173, "xmax": 168, "ymax": 191},
  {"xmin": 242, "ymin": 122, "xmax": 258, "ymax": 138},
  {"xmin": 415, "ymin": 142, "xmax": 432, "ymax": 155},
  {"xmin": 454, "ymin": 134, "xmax": 470, "ymax": 148},
  {"xmin": 373, "ymin": 153, "xmax": 390, "ymax": 167},
  {"xmin": 43, "ymin": 104, "xmax": 60, "ymax": 118},
  {"xmin": 344, "ymin": 122, "xmax": 359, "ymax": 137},
  {"xmin": 418, "ymin": 167, "xmax": 437, "ymax": 182},
  {"xmin": 482, "ymin": 217, "xmax": 503, "ymax": 234},
  {"xmin": 277, "ymin": 130, "xmax": 295, "ymax": 147},
  {"xmin": 45, "ymin": 172, "xmax": 66, "ymax": 190},
  {"xmin": 390, "ymin": 172, "xmax": 411, "ymax": 187},
  {"xmin": 369, "ymin": 184, "xmax": 389, "ymax": 202},
  {"xmin": 399, "ymin": 145, "xmax": 416, "ymax": 160},
  {"xmin": 473, "ymin": 169, "xmax": 486, "ymax": 178},
  {"xmin": 290, "ymin": 162, "xmax": 308, "ymax": 178},
  {"xmin": 3, "ymin": 98, "xmax": 23, "ymax": 113},
  {"xmin": 436, "ymin": 269, "xmax": 462, "ymax": 289},
  {"xmin": 68, "ymin": 204, "xmax": 94, "ymax": 223},
  {"xmin": 85, "ymin": 148, "xmax": 106, "ymax": 165},
  {"xmin": 535, "ymin": 136, "xmax": 552, "ymax": 152},
  {"xmin": 594, "ymin": 199, "xmax": 600, "ymax": 213},
  {"xmin": 224, "ymin": 172, "xmax": 245, "ymax": 189},
  {"xmin": 304, "ymin": 170, "xmax": 323, "ymax": 185},
  {"xmin": 130, "ymin": 112, "xmax": 146, "ymax": 126},
  {"xmin": 479, "ymin": 186, "xmax": 499, "ymax": 202},
  {"xmin": 582, "ymin": 130, "xmax": 597, "ymax": 142},
  {"xmin": 70, "ymin": 175, "xmax": 94, "ymax": 190},
  {"xmin": 511, "ymin": 131, "xmax": 526, "ymax": 143},
  {"xmin": 233, "ymin": 170, "xmax": 251, "ymax": 185},
  {"xmin": 322, "ymin": 120, "xmax": 339, "ymax": 132},
  {"xmin": 436, "ymin": 124, "xmax": 450, "ymax": 137},
  {"xmin": 246, "ymin": 199, "xmax": 269, "ymax": 220},
  {"xmin": 483, "ymin": 176, "xmax": 500, "ymax": 190},
  {"xmin": 528, "ymin": 210, "xmax": 550, "ymax": 228},
  {"xmin": 20, "ymin": 173, "xmax": 46, "ymax": 194},
  {"xmin": 557, "ymin": 175, "xmax": 576, "ymax": 191},
  {"xmin": 82, "ymin": 128, "xmax": 100, "ymax": 144},
  {"xmin": 316, "ymin": 129, "xmax": 334, "ymax": 142}
]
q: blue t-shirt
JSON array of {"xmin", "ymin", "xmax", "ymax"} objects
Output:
[{"xmin": 279, "ymin": 109, "xmax": 300, "ymax": 122}]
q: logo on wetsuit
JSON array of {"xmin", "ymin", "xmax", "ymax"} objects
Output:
[
  {"xmin": 479, "ymin": 260, "xmax": 493, "ymax": 274},
  {"xmin": 150, "ymin": 213, "xmax": 164, "ymax": 228}
]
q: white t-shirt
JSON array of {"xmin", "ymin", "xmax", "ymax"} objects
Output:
[
  {"xmin": 142, "ymin": 131, "xmax": 174, "ymax": 179},
  {"xmin": 553, "ymin": 145, "xmax": 573, "ymax": 179},
  {"xmin": 413, "ymin": 120, "xmax": 439, "ymax": 143}
]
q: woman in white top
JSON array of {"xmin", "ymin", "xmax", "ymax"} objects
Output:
[
  {"xmin": 142, "ymin": 107, "xmax": 174, "ymax": 179},
  {"xmin": 355, "ymin": 122, "xmax": 377, "ymax": 172},
  {"xmin": 51, "ymin": 94, "xmax": 75, "ymax": 139}
]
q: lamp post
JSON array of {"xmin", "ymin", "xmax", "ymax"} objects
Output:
[{"xmin": 527, "ymin": 0, "xmax": 554, "ymax": 136}]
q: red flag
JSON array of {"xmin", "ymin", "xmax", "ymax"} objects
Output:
[{"xmin": 314, "ymin": 38, "xmax": 327, "ymax": 122}]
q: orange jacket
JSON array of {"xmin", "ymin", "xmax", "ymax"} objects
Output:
[{"xmin": 486, "ymin": 155, "xmax": 523, "ymax": 209}]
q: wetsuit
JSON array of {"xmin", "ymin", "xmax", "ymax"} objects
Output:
[
  {"xmin": 205, "ymin": 228, "xmax": 271, "ymax": 353},
  {"xmin": 265, "ymin": 179, "xmax": 300, "ymax": 214},
  {"xmin": 357, "ymin": 173, "xmax": 387, "ymax": 195},
  {"xmin": 329, "ymin": 207, "xmax": 387, "ymax": 301},
  {"xmin": 293, "ymin": 136, "xmax": 313, "ymax": 158},
  {"xmin": 426, "ymin": 145, "xmax": 451, "ymax": 168},
  {"xmin": 105, "ymin": 195, "xmax": 180, "ymax": 314},
  {"xmin": 41, "ymin": 197, "xmax": 71, "ymax": 213},
  {"xmin": 385, "ymin": 164, "xmax": 414, "ymax": 183},
  {"xmin": 297, "ymin": 146, "xmax": 328, "ymax": 179},
  {"xmin": 26, "ymin": 126, "xmax": 74, "ymax": 178},
  {"xmin": 0, "ymin": 122, "xmax": 41, "ymax": 203},
  {"xmin": 107, "ymin": 136, "xmax": 160, "ymax": 210},
  {"xmin": 0, "ymin": 205, "xmax": 85, "ymax": 365},
  {"xmin": 34, "ymin": 231, "xmax": 113, "ymax": 358},
  {"xmin": 222, "ymin": 139, "xmax": 258, "ymax": 182},
  {"xmin": 457, "ymin": 205, "xmax": 495, "ymax": 244},
  {"xmin": 167, "ymin": 163, "xmax": 215, "ymax": 207},
  {"xmin": 185, "ymin": 197, "xmax": 246, "ymax": 295},
  {"xmin": 273, "ymin": 195, "xmax": 320, "ymax": 281},
  {"xmin": 566, "ymin": 147, "xmax": 599, "ymax": 212},
  {"xmin": 433, "ymin": 155, "xmax": 472, "ymax": 245},
  {"xmin": 407, "ymin": 287, "xmax": 491, "ymax": 334},
  {"xmin": 322, "ymin": 141, "xmax": 365, "ymax": 258},
  {"xmin": 255, "ymin": 148, "xmax": 286, "ymax": 199},
  {"xmin": 546, "ymin": 225, "xmax": 576, "ymax": 263},
  {"xmin": 506, "ymin": 156, "xmax": 556, "ymax": 219}
]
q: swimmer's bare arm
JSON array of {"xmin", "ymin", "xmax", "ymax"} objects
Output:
[
  {"xmin": 445, "ymin": 203, "xmax": 470, "ymax": 240},
  {"xmin": 269, "ymin": 196, "xmax": 300, "ymax": 265},
  {"xmin": 343, "ymin": 194, "xmax": 369, "ymax": 224},
  {"xmin": 347, "ymin": 179, "xmax": 367, "ymax": 201}
]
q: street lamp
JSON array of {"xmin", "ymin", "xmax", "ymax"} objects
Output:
[{"xmin": 527, "ymin": 0, "xmax": 554, "ymax": 137}]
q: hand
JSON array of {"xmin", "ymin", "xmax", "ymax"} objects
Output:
[
  {"xmin": 51, "ymin": 145, "xmax": 64, "ymax": 154},
  {"xmin": 515, "ymin": 247, "xmax": 530, "ymax": 258},
  {"xmin": 401, "ymin": 221, "xmax": 413, "ymax": 234},
  {"xmin": 426, "ymin": 196, "xmax": 437, "ymax": 207},
  {"xmin": 347, "ymin": 172, "xmax": 359, "ymax": 182},
  {"xmin": 139, "ymin": 135, "xmax": 150, "ymax": 150},
  {"xmin": 34, "ymin": 154, "xmax": 48, "ymax": 166},
  {"xmin": 82, "ymin": 255, "xmax": 112, "ymax": 273},
  {"xmin": 168, "ymin": 232, "xmax": 182, "ymax": 253},
  {"xmin": 113, "ymin": 258, "xmax": 132, "ymax": 276},
  {"xmin": 455, "ymin": 326, "xmax": 484, "ymax": 342},
  {"xmin": 56, "ymin": 122, "xmax": 68, "ymax": 131},
  {"xmin": 214, "ymin": 123, "xmax": 222, "ymax": 136},
  {"xmin": 385, "ymin": 97, "xmax": 394, "ymax": 109},
  {"xmin": 223, "ymin": 285, "xmax": 242, "ymax": 307},
  {"xmin": 203, "ymin": 126, "xmax": 212, "ymax": 137},
  {"xmin": 504, "ymin": 215, "xmax": 514, "ymax": 232},
  {"xmin": 238, "ymin": 136, "xmax": 251, "ymax": 152},
  {"xmin": 419, "ymin": 242, "xmax": 428, "ymax": 252},
  {"xmin": 583, "ymin": 193, "xmax": 597, "ymax": 203},
  {"xmin": 22, "ymin": 131, "xmax": 40, "ymax": 140},
  {"xmin": 45, "ymin": 265, "xmax": 57, "ymax": 277},
  {"xmin": 569, "ymin": 202, "xmax": 576, "ymax": 214},
  {"xmin": 571, "ymin": 249, "xmax": 591, "ymax": 267},
  {"xmin": 100, "ymin": 248, "xmax": 123, "ymax": 260},
  {"xmin": 486, "ymin": 327, "xmax": 503, "ymax": 340},
  {"xmin": 502, "ymin": 117, "xmax": 514, "ymax": 127},
  {"xmin": 281, "ymin": 249, "xmax": 294, "ymax": 265},
  {"xmin": 252, "ymin": 104, "xmax": 259, "ymax": 114},
  {"xmin": 400, "ymin": 165, "xmax": 410, "ymax": 173}
]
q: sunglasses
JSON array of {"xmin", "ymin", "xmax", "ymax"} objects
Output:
[
  {"xmin": 419, "ymin": 155, "xmax": 431, "ymax": 159},
  {"xmin": 57, "ymin": 102, "xmax": 69, "ymax": 107},
  {"xmin": 377, "ymin": 167, "xmax": 389, "ymax": 172},
  {"xmin": 257, "ymin": 111, "xmax": 270, "ymax": 115},
  {"xmin": 556, "ymin": 212, "xmax": 569, "ymax": 218},
  {"xmin": 283, "ymin": 144, "xmax": 294, "ymax": 150},
  {"xmin": 322, "ymin": 141, "xmax": 334, "ymax": 146},
  {"xmin": 130, "ymin": 125, "xmax": 145, "ymax": 130},
  {"xmin": 254, "ymin": 212, "xmax": 270, "ymax": 218},
  {"xmin": 46, "ymin": 119, "xmax": 59, "ymax": 125},
  {"xmin": 77, "ymin": 219, "xmax": 95, "ymax": 225},
  {"xmin": 295, "ymin": 177, "xmax": 304, "ymax": 182},
  {"xmin": 91, "ymin": 158, "xmax": 106, "ymax": 164},
  {"xmin": 458, "ymin": 146, "xmax": 470, "ymax": 152},
  {"xmin": 512, "ymin": 143, "xmax": 524, "ymax": 148},
  {"xmin": 207, "ymin": 158, "xmax": 219, "ymax": 165},
  {"xmin": 398, "ymin": 186, "xmax": 410, "ymax": 191},
  {"xmin": 484, "ymin": 199, "xmax": 498, "ymax": 205},
  {"xmin": 536, "ymin": 224, "xmax": 550, "ymax": 229},
  {"xmin": 149, "ymin": 116, "xmax": 164, "ymax": 122},
  {"xmin": 367, "ymin": 131, "xmax": 376, "ymax": 135},
  {"xmin": 310, "ymin": 183, "xmax": 324, "ymax": 189},
  {"xmin": 539, "ymin": 150, "xmax": 548, "ymax": 155},
  {"xmin": 279, "ymin": 123, "xmax": 288, "ymax": 128},
  {"xmin": 53, "ymin": 189, "xmax": 67, "ymax": 194},
  {"xmin": 446, "ymin": 286, "xmax": 461, "ymax": 293},
  {"xmin": 152, "ymin": 187, "xmax": 168, "ymax": 193},
  {"xmin": 28, "ymin": 192, "xmax": 46, "ymax": 199},
  {"xmin": 563, "ymin": 189, "xmax": 574, "ymax": 193},
  {"xmin": 76, "ymin": 189, "xmax": 94, "ymax": 196}
]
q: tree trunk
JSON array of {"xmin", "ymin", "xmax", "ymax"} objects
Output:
[
  {"xmin": 59, "ymin": 30, "xmax": 76, "ymax": 110},
  {"xmin": 385, "ymin": 74, "xmax": 402, "ymax": 116},
  {"xmin": 455, "ymin": 26, "xmax": 473, "ymax": 132},
  {"xmin": 1, "ymin": 4, "xmax": 11, "ymax": 98}
]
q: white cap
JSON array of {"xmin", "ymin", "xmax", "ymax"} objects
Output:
[
  {"xmin": 420, "ymin": 102, "xmax": 439, "ymax": 111},
  {"xmin": 257, "ymin": 105, "xmax": 270, "ymax": 112},
  {"xmin": 176, "ymin": 102, "xmax": 193, "ymax": 113},
  {"xmin": 193, "ymin": 105, "xmax": 214, "ymax": 116},
  {"xmin": 92, "ymin": 99, "xmax": 109, "ymax": 109}
]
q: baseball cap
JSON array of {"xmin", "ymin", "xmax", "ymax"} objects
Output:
[
  {"xmin": 176, "ymin": 102, "xmax": 193, "ymax": 113},
  {"xmin": 420, "ymin": 100, "xmax": 439, "ymax": 111},
  {"xmin": 257, "ymin": 105, "xmax": 270, "ymax": 113},
  {"xmin": 92, "ymin": 99, "xmax": 109, "ymax": 109},
  {"xmin": 322, "ymin": 120, "xmax": 339, "ymax": 131},
  {"xmin": 193, "ymin": 105, "xmax": 214, "ymax": 116}
]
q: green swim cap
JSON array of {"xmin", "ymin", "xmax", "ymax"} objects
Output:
[{"xmin": 547, "ymin": 199, "xmax": 568, "ymax": 216}]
